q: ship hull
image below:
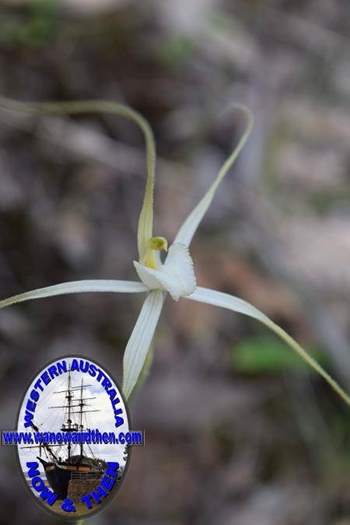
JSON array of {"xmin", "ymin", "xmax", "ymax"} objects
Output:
[
  {"xmin": 39, "ymin": 458, "xmax": 104, "ymax": 499},
  {"xmin": 43, "ymin": 462, "xmax": 71, "ymax": 499}
]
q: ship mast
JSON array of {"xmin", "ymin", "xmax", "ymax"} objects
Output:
[
  {"xmin": 79, "ymin": 378, "xmax": 84, "ymax": 458},
  {"xmin": 22, "ymin": 367, "xmax": 99, "ymax": 464},
  {"xmin": 66, "ymin": 369, "xmax": 73, "ymax": 460},
  {"xmin": 47, "ymin": 367, "xmax": 100, "ymax": 462}
]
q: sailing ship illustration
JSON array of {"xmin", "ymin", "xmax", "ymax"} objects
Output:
[{"xmin": 23, "ymin": 370, "xmax": 107, "ymax": 499}]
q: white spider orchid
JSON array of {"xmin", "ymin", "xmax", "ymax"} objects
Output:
[{"xmin": 1, "ymin": 99, "xmax": 350, "ymax": 406}]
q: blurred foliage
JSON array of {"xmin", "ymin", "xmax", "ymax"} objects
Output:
[
  {"xmin": 0, "ymin": 0, "xmax": 58, "ymax": 49},
  {"xmin": 308, "ymin": 188, "xmax": 350, "ymax": 215},
  {"xmin": 157, "ymin": 35, "xmax": 194, "ymax": 70},
  {"xmin": 232, "ymin": 335, "xmax": 327, "ymax": 374}
]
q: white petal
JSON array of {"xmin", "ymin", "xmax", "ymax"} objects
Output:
[
  {"xmin": 174, "ymin": 105, "xmax": 253, "ymax": 247},
  {"xmin": 134, "ymin": 260, "xmax": 182, "ymax": 300},
  {"xmin": 186, "ymin": 286, "xmax": 350, "ymax": 408},
  {"xmin": 133, "ymin": 243, "xmax": 196, "ymax": 301},
  {"xmin": 0, "ymin": 280, "xmax": 148, "ymax": 309},
  {"xmin": 133, "ymin": 261, "xmax": 164, "ymax": 290},
  {"xmin": 123, "ymin": 291, "xmax": 165, "ymax": 399}
]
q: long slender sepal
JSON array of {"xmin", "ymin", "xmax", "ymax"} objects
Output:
[
  {"xmin": 131, "ymin": 343, "xmax": 155, "ymax": 399},
  {"xmin": 186, "ymin": 286, "xmax": 350, "ymax": 408},
  {"xmin": 0, "ymin": 280, "xmax": 147, "ymax": 309},
  {"xmin": 174, "ymin": 105, "xmax": 253, "ymax": 247},
  {"xmin": 0, "ymin": 97, "xmax": 156, "ymax": 261},
  {"xmin": 123, "ymin": 291, "xmax": 165, "ymax": 400}
]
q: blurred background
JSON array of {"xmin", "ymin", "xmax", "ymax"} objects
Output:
[{"xmin": 0, "ymin": 0, "xmax": 350, "ymax": 524}]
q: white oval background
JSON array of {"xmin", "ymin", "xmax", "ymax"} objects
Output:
[{"xmin": 17, "ymin": 356, "xmax": 130, "ymax": 517}]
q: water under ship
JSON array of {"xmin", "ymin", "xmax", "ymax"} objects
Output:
[{"xmin": 23, "ymin": 370, "xmax": 107, "ymax": 500}]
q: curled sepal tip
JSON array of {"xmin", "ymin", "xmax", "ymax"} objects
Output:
[
  {"xmin": 175, "ymin": 104, "xmax": 254, "ymax": 248},
  {"xmin": 0, "ymin": 96, "xmax": 157, "ymax": 262}
]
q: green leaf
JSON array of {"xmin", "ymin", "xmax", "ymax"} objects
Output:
[
  {"xmin": 232, "ymin": 335, "xmax": 327, "ymax": 374},
  {"xmin": 187, "ymin": 287, "xmax": 350, "ymax": 407}
]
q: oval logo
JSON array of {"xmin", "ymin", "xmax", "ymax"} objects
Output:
[{"xmin": 16, "ymin": 356, "xmax": 130, "ymax": 519}]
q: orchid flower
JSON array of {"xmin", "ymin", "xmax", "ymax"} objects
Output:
[{"xmin": 1, "ymin": 99, "xmax": 350, "ymax": 406}]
